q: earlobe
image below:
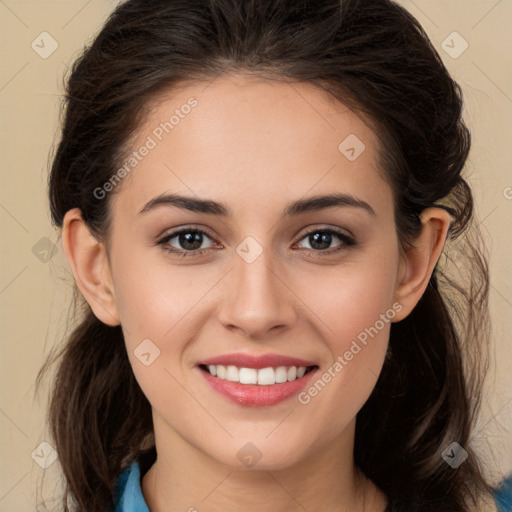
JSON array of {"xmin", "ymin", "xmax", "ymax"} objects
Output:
[
  {"xmin": 392, "ymin": 207, "xmax": 452, "ymax": 322},
  {"xmin": 61, "ymin": 208, "xmax": 121, "ymax": 326}
]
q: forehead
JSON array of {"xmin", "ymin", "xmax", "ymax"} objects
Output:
[{"xmin": 110, "ymin": 74, "xmax": 391, "ymax": 218}]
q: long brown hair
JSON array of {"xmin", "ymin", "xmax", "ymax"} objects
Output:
[{"xmin": 36, "ymin": 0, "xmax": 497, "ymax": 510}]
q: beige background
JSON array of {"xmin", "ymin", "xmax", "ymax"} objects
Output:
[{"xmin": 0, "ymin": 0, "xmax": 511, "ymax": 510}]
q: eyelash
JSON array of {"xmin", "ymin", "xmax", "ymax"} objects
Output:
[{"xmin": 155, "ymin": 226, "xmax": 356, "ymax": 259}]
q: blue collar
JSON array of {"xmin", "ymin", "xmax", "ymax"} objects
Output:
[{"xmin": 114, "ymin": 459, "xmax": 150, "ymax": 512}]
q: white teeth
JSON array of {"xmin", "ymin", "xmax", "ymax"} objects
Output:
[
  {"xmin": 257, "ymin": 367, "xmax": 275, "ymax": 385},
  {"xmin": 275, "ymin": 366, "xmax": 288, "ymax": 383},
  {"xmin": 204, "ymin": 364, "xmax": 310, "ymax": 385},
  {"xmin": 226, "ymin": 365, "xmax": 239, "ymax": 382},
  {"xmin": 239, "ymin": 367, "xmax": 258, "ymax": 384},
  {"xmin": 216, "ymin": 365, "xmax": 226, "ymax": 379}
]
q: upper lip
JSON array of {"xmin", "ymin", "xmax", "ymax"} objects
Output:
[{"xmin": 198, "ymin": 353, "xmax": 317, "ymax": 369}]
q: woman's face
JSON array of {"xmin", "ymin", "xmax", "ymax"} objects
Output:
[{"xmin": 102, "ymin": 74, "xmax": 405, "ymax": 469}]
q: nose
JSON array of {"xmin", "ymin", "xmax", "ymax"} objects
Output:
[{"xmin": 217, "ymin": 244, "xmax": 298, "ymax": 340}]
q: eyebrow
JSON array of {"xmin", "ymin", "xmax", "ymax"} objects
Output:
[{"xmin": 138, "ymin": 192, "xmax": 376, "ymax": 218}]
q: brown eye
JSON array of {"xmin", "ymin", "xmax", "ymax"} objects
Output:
[
  {"xmin": 156, "ymin": 227, "xmax": 219, "ymax": 258},
  {"xmin": 296, "ymin": 228, "xmax": 356, "ymax": 253}
]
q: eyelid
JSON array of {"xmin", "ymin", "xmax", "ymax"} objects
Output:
[
  {"xmin": 296, "ymin": 223, "xmax": 356, "ymax": 242},
  {"xmin": 156, "ymin": 225, "xmax": 221, "ymax": 249}
]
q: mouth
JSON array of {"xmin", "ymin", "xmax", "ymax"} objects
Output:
[
  {"xmin": 198, "ymin": 364, "xmax": 317, "ymax": 385},
  {"xmin": 197, "ymin": 362, "xmax": 319, "ymax": 407}
]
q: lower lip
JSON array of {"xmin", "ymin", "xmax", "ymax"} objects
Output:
[{"xmin": 199, "ymin": 367, "xmax": 318, "ymax": 407}]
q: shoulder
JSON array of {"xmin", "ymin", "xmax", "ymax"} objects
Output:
[
  {"xmin": 453, "ymin": 473, "xmax": 512, "ymax": 512},
  {"xmin": 493, "ymin": 472, "xmax": 512, "ymax": 512},
  {"xmin": 390, "ymin": 473, "xmax": 512, "ymax": 512}
]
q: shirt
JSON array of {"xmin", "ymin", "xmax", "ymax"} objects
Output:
[{"xmin": 113, "ymin": 447, "xmax": 512, "ymax": 512}]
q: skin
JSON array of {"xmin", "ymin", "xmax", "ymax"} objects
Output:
[{"xmin": 62, "ymin": 73, "xmax": 451, "ymax": 511}]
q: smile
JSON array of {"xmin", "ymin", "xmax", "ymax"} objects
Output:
[
  {"xmin": 200, "ymin": 364, "xmax": 316, "ymax": 385},
  {"xmin": 196, "ymin": 364, "xmax": 318, "ymax": 407}
]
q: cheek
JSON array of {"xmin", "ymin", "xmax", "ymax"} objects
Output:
[
  {"xmin": 110, "ymin": 240, "xmax": 197, "ymax": 338},
  {"xmin": 304, "ymin": 250, "xmax": 399, "ymax": 354},
  {"xmin": 293, "ymin": 248, "xmax": 399, "ymax": 425}
]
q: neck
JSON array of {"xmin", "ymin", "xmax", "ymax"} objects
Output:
[{"xmin": 141, "ymin": 416, "xmax": 388, "ymax": 512}]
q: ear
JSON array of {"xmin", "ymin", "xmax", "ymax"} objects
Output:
[
  {"xmin": 61, "ymin": 208, "xmax": 120, "ymax": 326},
  {"xmin": 392, "ymin": 207, "xmax": 452, "ymax": 322}
]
